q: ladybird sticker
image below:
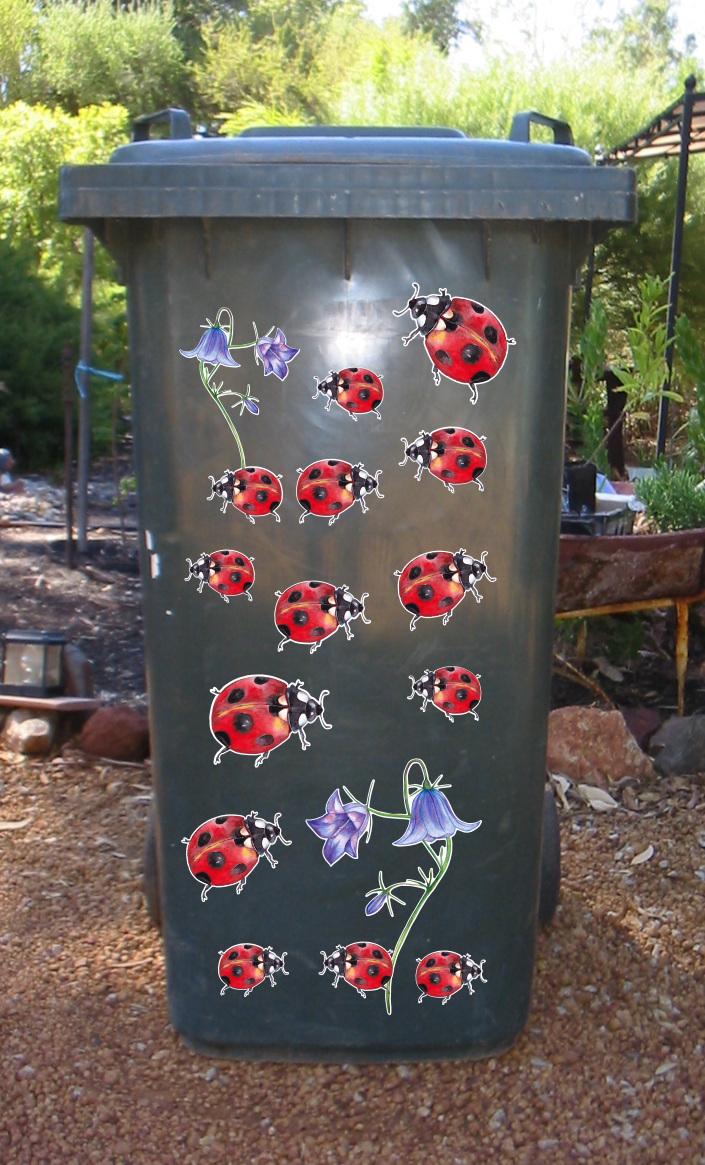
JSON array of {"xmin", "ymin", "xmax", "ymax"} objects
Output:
[
  {"xmin": 210, "ymin": 674, "xmax": 332, "ymax": 767},
  {"xmin": 408, "ymin": 666, "xmax": 481, "ymax": 722},
  {"xmin": 395, "ymin": 549, "xmax": 496, "ymax": 631},
  {"xmin": 207, "ymin": 466, "xmax": 283, "ymax": 523},
  {"xmin": 319, "ymin": 943, "xmax": 393, "ymax": 998},
  {"xmin": 274, "ymin": 580, "xmax": 370, "ymax": 653},
  {"xmin": 400, "ymin": 427, "xmax": 487, "ymax": 494},
  {"xmin": 219, "ymin": 944, "xmax": 288, "ymax": 996},
  {"xmin": 416, "ymin": 950, "xmax": 487, "ymax": 1005},
  {"xmin": 182, "ymin": 811, "xmax": 291, "ymax": 901},
  {"xmin": 313, "ymin": 367, "xmax": 384, "ymax": 421},
  {"xmin": 185, "ymin": 549, "xmax": 255, "ymax": 603},
  {"xmin": 393, "ymin": 284, "xmax": 514, "ymax": 401},
  {"xmin": 296, "ymin": 460, "xmax": 383, "ymax": 526}
]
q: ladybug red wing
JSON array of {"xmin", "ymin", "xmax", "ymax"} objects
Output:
[
  {"xmin": 396, "ymin": 551, "xmax": 464, "ymax": 631},
  {"xmin": 210, "ymin": 675, "xmax": 291, "ymax": 764},
  {"xmin": 429, "ymin": 428, "xmax": 487, "ymax": 493},
  {"xmin": 184, "ymin": 549, "xmax": 255, "ymax": 602},
  {"xmin": 432, "ymin": 666, "xmax": 482, "ymax": 723},
  {"xmin": 343, "ymin": 942, "xmax": 394, "ymax": 996},
  {"xmin": 336, "ymin": 368, "xmax": 384, "ymax": 420},
  {"xmin": 274, "ymin": 581, "xmax": 338, "ymax": 652},
  {"xmin": 296, "ymin": 460, "xmax": 354, "ymax": 524},
  {"xmin": 416, "ymin": 950, "xmax": 463, "ymax": 1002},
  {"xmin": 218, "ymin": 944, "xmax": 288, "ymax": 996},
  {"xmin": 425, "ymin": 298, "xmax": 508, "ymax": 398},
  {"xmin": 184, "ymin": 814, "xmax": 259, "ymax": 901}
]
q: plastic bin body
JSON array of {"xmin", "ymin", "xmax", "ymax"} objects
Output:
[{"xmin": 59, "ymin": 126, "xmax": 635, "ymax": 1060}]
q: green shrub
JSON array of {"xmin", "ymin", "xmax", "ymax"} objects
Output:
[{"xmin": 635, "ymin": 461, "xmax": 705, "ymax": 531}]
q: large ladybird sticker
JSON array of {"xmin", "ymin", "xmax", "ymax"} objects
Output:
[
  {"xmin": 210, "ymin": 674, "xmax": 332, "ymax": 766},
  {"xmin": 395, "ymin": 549, "xmax": 495, "ymax": 631},
  {"xmin": 400, "ymin": 427, "xmax": 487, "ymax": 494},
  {"xmin": 275, "ymin": 580, "xmax": 370, "ymax": 653},
  {"xmin": 296, "ymin": 460, "xmax": 383, "ymax": 526},
  {"xmin": 393, "ymin": 284, "xmax": 514, "ymax": 400},
  {"xmin": 313, "ymin": 367, "xmax": 384, "ymax": 421},
  {"xmin": 207, "ymin": 466, "xmax": 283, "ymax": 523},
  {"xmin": 219, "ymin": 944, "xmax": 288, "ymax": 996},
  {"xmin": 416, "ymin": 950, "xmax": 487, "ymax": 1004},
  {"xmin": 185, "ymin": 549, "xmax": 255, "ymax": 603},
  {"xmin": 408, "ymin": 666, "xmax": 481, "ymax": 722},
  {"xmin": 320, "ymin": 942, "xmax": 393, "ymax": 998},
  {"xmin": 182, "ymin": 811, "xmax": 291, "ymax": 901}
]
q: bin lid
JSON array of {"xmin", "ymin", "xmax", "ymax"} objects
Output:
[{"xmin": 58, "ymin": 116, "xmax": 636, "ymax": 226}]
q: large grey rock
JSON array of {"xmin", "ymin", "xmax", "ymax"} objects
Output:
[
  {"xmin": 3, "ymin": 708, "xmax": 57, "ymax": 755},
  {"xmin": 650, "ymin": 715, "xmax": 705, "ymax": 775}
]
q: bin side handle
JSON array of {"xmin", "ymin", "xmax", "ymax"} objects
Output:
[
  {"xmin": 508, "ymin": 111, "xmax": 574, "ymax": 147},
  {"xmin": 132, "ymin": 109, "xmax": 192, "ymax": 142}
]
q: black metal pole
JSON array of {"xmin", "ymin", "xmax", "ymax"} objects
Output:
[
  {"xmin": 656, "ymin": 75, "xmax": 696, "ymax": 459},
  {"xmin": 77, "ymin": 228, "xmax": 94, "ymax": 554},
  {"xmin": 61, "ymin": 344, "xmax": 74, "ymax": 569}
]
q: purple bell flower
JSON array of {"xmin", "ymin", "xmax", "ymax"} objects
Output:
[
  {"xmin": 306, "ymin": 789, "xmax": 370, "ymax": 866},
  {"xmin": 256, "ymin": 328, "xmax": 299, "ymax": 379},
  {"xmin": 180, "ymin": 326, "xmax": 241, "ymax": 368},
  {"xmin": 393, "ymin": 788, "xmax": 481, "ymax": 847},
  {"xmin": 365, "ymin": 892, "xmax": 387, "ymax": 916}
]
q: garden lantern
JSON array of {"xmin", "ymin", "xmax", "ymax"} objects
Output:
[{"xmin": 0, "ymin": 630, "xmax": 66, "ymax": 697}]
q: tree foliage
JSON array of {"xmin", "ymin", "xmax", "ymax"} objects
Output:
[{"xmin": 400, "ymin": 0, "xmax": 481, "ymax": 55}]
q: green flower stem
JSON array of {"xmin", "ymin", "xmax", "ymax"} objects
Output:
[
  {"xmin": 402, "ymin": 758, "xmax": 430, "ymax": 815},
  {"xmin": 199, "ymin": 361, "xmax": 245, "ymax": 466},
  {"xmin": 369, "ymin": 808, "xmax": 409, "ymax": 821},
  {"xmin": 228, "ymin": 325, "xmax": 275, "ymax": 350},
  {"xmin": 384, "ymin": 836, "xmax": 452, "ymax": 1017}
]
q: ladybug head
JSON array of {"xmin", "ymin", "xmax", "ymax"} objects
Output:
[
  {"xmin": 393, "ymin": 284, "xmax": 452, "ymax": 340},
  {"xmin": 262, "ymin": 947, "xmax": 289, "ymax": 977},
  {"xmin": 287, "ymin": 682, "xmax": 333, "ymax": 732},
  {"xmin": 185, "ymin": 554, "xmax": 210, "ymax": 582},
  {"xmin": 409, "ymin": 670, "xmax": 434, "ymax": 701},
  {"xmin": 335, "ymin": 587, "xmax": 371, "ymax": 627},
  {"xmin": 244, "ymin": 811, "xmax": 291, "ymax": 856},
  {"xmin": 454, "ymin": 549, "xmax": 495, "ymax": 591},
  {"xmin": 320, "ymin": 946, "xmax": 346, "ymax": 977},
  {"xmin": 460, "ymin": 954, "xmax": 487, "ymax": 991},
  {"xmin": 352, "ymin": 465, "xmax": 384, "ymax": 501},
  {"xmin": 399, "ymin": 431, "xmax": 432, "ymax": 469},
  {"xmin": 313, "ymin": 371, "xmax": 339, "ymax": 401}
]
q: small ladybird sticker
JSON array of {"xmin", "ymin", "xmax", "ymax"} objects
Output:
[
  {"xmin": 395, "ymin": 549, "xmax": 496, "ymax": 631},
  {"xmin": 207, "ymin": 466, "xmax": 283, "ymax": 523},
  {"xmin": 182, "ymin": 811, "xmax": 291, "ymax": 901},
  {"xmin": 320, "ymin": 942, "xmax": 393, "ymax": 998},
  {"xmin": 313, "ymin": 367, "xmax": 384, "ymax": 420},
  {"xmin": 210, "ymin": 674, "xmax": 332, "ymax": 766},
  {"xmin": 185, "ymin": 549, "xmax": 255, "ymax": 603},
  {"xmin": 219, "ymin": 944, "xmax": 288, "ymax": 996},
  {"xmin": 296, "ymin": 459, "xmax": 383, "ymax": 526},
  {"xmin": 416, "ymin": 950, "xmax": 487, "ymax": 1004},
  {"xmin": 400, "ymin": 427, "xmax": 487, "ymax": 494},
  {"xmin": 408, "ymin": 666, "xmax": 481, "ymax": 722},
  {"xmin": 393, "ymin": 283, "xmax": 514, "ymax": 400},
  {"xmin": 275, "ymin": 580, "xmax": 370, "ymax": 653}
]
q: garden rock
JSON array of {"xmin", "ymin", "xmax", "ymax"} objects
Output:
[
  {"xmin": 650, "ymin": 715, "xmax": 705, "ymax": 775},
  {"xmin": 547, "ymin": 706, "xmax": 655, "ymax": 784},
  {"xmin": 79, "ymin": 707, "xmax": 149, "ymax": 762},
  {"xmin": 3, "ymin": 709, "xmax": 57, "ymax": 756},
  {"xmin": 63, "ymin": 644, "xmax": 94, "ymax": 698}
]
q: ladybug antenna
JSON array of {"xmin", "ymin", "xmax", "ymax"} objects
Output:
[
  {"xmin": 392, "ymin": 282, "xmax": 420, "ymax": 316},
  {"xmin": 359, "ymin": 593, "xmax": 371, "ymax": 624},
  {"xmin": 312, "ymin": 376, "xmax": 320, "ymax": 400},
  {"xmin": 399, "ymin": 438, "xmax": 409, "ymax": 467},
  {"xmin": 272, "ymin": 812, "xmax": 292, "ymax": 846},
  {"xmin": 280, "ymin": 954, "xmax": 289, "ymax": 975},
  {"xmin": 184, "ymin": 558, "xmax": 194, "ymax": 580},
  {"xmin": 480, "ymin": 550, "xmax": 497, "ymax": 583},
  {"xmin": 373, "ymin": 471, "xmax": 384, "ymax": 499},
  {"xmin": 317, "ymin": 690, "xmax": 332, "ymax": 730},
  {"xmin": 407, "ymin": 676, "xmax": 417, "ymax": 699},
  {"xmin": 181, "ymin": 836, "xmax": 189, "ymax": 845},
  {"xmin": 206, "ymin": 476, "xmax": 216, "ymax": 500},
  {"xmin": 319, "ymin": 952, "xmax": 329, "ymax": 975}
]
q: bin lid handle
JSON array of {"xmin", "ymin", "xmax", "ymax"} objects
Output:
[
  {"xmin": 132, "ymin": 109, "xmax": 192, "ymax": 142},
  {"xmin": 508, "ymin": 111, "xmax": 574, "ymax": 146}
]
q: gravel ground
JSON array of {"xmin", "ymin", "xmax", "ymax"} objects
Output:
[{"xmin": 1, "ymin": 747, "xmax": 704, "ymax": 1164}]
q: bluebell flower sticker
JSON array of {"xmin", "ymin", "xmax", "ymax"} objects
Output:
[
  {"xmin": 180, "ymin": 323, "xmax": 241, "ymax": 368},
  {"xmin": 393, "ymin": 787, "xmax": 481, "ymax": 847},
  {"xmin": 255, "ymin": 328, "xmax": 300, "ymax": 379},
  {"xmin": 306, "ymin": 788, "xmax": 370, "ymax": 866}
]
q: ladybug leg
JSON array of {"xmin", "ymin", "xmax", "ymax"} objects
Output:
[
  {"xmin": 277, "ymin": 638, "xmax": 289, "ymax": 652},
  {"xmin": 356, "ymin": 988, "xmax": 367, "ymax": 999},
  {"xmin": 432, "ymin": 366, "xmax": 441, "ymax": 387},
  {"xmin": 220, "ymin": 984, "xmax": 229, "ymax": 996},
  {"xmin": 470, "ymin": 710, "xmax": 479, "ymax": 722},
  {"xmin": 400, "ymin": 326, "xmax": 421, "ymax": 346},
  {"xmin": 374, "ymin": 407, "xmax": 382, "ymax": 420},
  {"xmin": 421, "ymin": 696, "xmax": 428, "ymax": 712},
  {"xmin": 442, "ymin": 996, "xmax": 451, "ymax": 1005},
  {"xmin": 298, "ymin": 728, "xmax": 310, "ymax": 751},
  {"xmin": 443, "ymin": 482, "xmax": 455, "ymax": 494},
  {"xmin": 244, "ymin": 987, "xmax": 254, "ymax": 997},
  {"xmin": 342, "ymin": 623, "xmax": 354, "ymax": 641},
  {"xmin": 246, "ymin": 591, "xmax": 253, "ymax": 601},
  {"xmin": 475, "ymin": 480, "xmax": 484, "ymax": 492},
  {"xmin": 418, "ymin": 993, "xmax": 425, "ymax": 1004},
  {"xmin": 409, "ymin": 613, "xmax": 418, "ymax": 631},
  {"xmin": 467, "ymin": 583, "xmax": 483, "ymax": 604},
  {"xmin": 201, "ymin": 885, "xmax": 210, "ymax": 903},
  {"xmin": 358, "ymin": 495, "xmax": 368, "ymax": 513},
  {"xmin": 197, "ymin": 579, "xmax": 206, "ymax": 592},
  {"xmin": 442, "ymin": 608, "xmax": 455, "ymax": 625},
  {"xmin": 327, "ymin": 514, "xmax": 339, "ymax": 527},
  {"xmin": 213, "ymin": 742, "xmax": 229, "ymax": 765},
  {"xmin": 254, "ymin": 751, "xmax": 271, "ymax": 767},
  {"xmin": 263, "ymin": 851, "xmax": 278, "ymax": 869},
  {"xmin": 245, "ymin": 513, "xmax": 255, "ymax": 524},
  {"xmin": 332, "ymin": 973, "xmax": 340, "ymax": 988},
  {"xmin": 414, "ymin": 465, "xmax": 423, "ymax": 481},
  {"xmin": 309, "ymin": 643, "xmax": 320, "ymax": 654},
  {"xmin": 468, "ymin": 384, "xmax": 478, "ymax": 406},
  {"xmin": 325, "ymin": 398, "xmax": 333, "ymax": 411},
  {"xmin": 444, "ymin": 711, "xmax": 454, "ymax": 723},
  {"xmin": 221, "ymin": 594, "xmax": 229, "ymax": 604},
  {"xmin": 220, "ymin": 499, "xmax": 229, "ymax": 514},
  {"xmin": 348, "ymin": 411, "xmax": 358, "ymax": 422},
  {"xmin": 299, "ymin": 512, "xmax": 308, "ymax": 525},
  {"xmin": 235, "ymin": 876, "xmax": 248, "ymax": 893}
]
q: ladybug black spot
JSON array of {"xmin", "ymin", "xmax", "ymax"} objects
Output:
[
  {"xmin": 299, "ymin": 499, "xmax": 312, "ymax": 513},
  {"xmin": 372, "ymin": 398, "xmax": 382, "ymax": 409},
  {"xmin": 417, "ymin": 585, "xmax": 434, "ymax": 601},
  {"xmin": 439, "ymin": 596, "xmax": 453, "ymax": 608},
  {"xmin": 444, "ymin": 428, "xmax": 456, "ymax": 434},
  {"xmin": 471, "ymin": 302, "xmax": 485, "ymax": 313},
  {"xmin": 196, "ymin": 871, "xmax": 212, "ymax": 886},
  {"xmin": 228, "ymin": 951, "xmax": 238, "ymax": 960},
  {"xmin": 363, "ymin": 374, "xmax": 374, "ymax": 384},
  {"xmin": 358, "ymin": 388, "xmax": 371, "ymax": 401},
  {"xmin": 446, "ymin": 667, "xmax": 456, "ymax": 672},
  {"xmin": 197, "ymin": 831, "xmax": 212, "ymax": 846},
  {"xmin": 308, "ymin": 468, "xmax": 322, "ymax": 479},
  {"xmin": 269, "ymin": 499, "xmax": 281, "ymax": 512},
  {"xmin": 232, "ymin": 966, "xmax": 244, "ymax": 978},
  {"xmin": 337, "ymin": 475, "xmax": 348, "ymax": 488},
  {"xmin": 207, "ymin": 851, "xmax": 226, "ymax": 870},
  {"xmin": 310, "ymin": 627, "xmax": 326, "ymax": 637},
  {"xmin": 441, "ymin": 951, "xmax": 452, "ymax": 957},
  {"xmin": 260, "ymin": 474, "xmax": 272, "ymax": 485},
  {"xmin": 484, "ymin": 325, "xmax": 498, "ymax": 344},
  {"xmin": 214, "ymin": 816, "xmax": 228, "ymax": 825},
  {"xmin": 312, "ymin": 486, "xmax": 327, "ymax": 501},
  {"xmin": 292, "ymin": 610, "xmax": 308, "ymax": 627},
  {"xmin": 217, "ymin": 583, "xmax": 228, "ymax": 592},
  {"xmin": 245, "ymin": 467, "xmax": 255, "ymax": 473},
  {"xmin": 214, "ymin": 731, "xmax": 230, "ymax": 749},
  {"xmin": 380, "ymin": 975, "xmax": 391, "ymax": 988},
  {"xmin": 327, "ymin": 460, "xmax": 339, "ymax": 466},
  {"xmin": 372, "ymin": 949, "xmax": 384, "ymax": 959},
  {"xmin": 408, "ymin": 565, "xmax": 422, "ymax": 580},
  {"xmin": 353, "ymin": 977, "xmax": 365, "ymax": 986},
  {"xmin": 288, "ymin": 590, "xmax": 303, "ymax": 603},
  {"xmin": 227, "ymin": 687, "xmax": 246, "ymax": 703},
  {"xmin": 435, "ymin": 349, "xmax": 452, "ymax": 365},
  {"xmin": 456, "ymin": 454, "xmax": 471, "ymax": 470},
  {"xmin": 243, "ymin": 580, "xmax": 253, "ymax": 592},
  {"xmin": 234, "ymin": 557, "xmax": 245, "ymax": 566},
  {"xmin": 233, "ymin": 712, "xmax": 254, "ymax": 734},
  {"xmin": 254, "ymin": 676, "xmax": 269, "ymax": 684},
  {"xmin": 242, "ymin": 502, "xmax": 255, "ymax": 511},
  {"xmin": 357, "ymin": 943, "xmax": 367, "ymax": 949},
  {"xmin": 367, "ymin": 965, "xmax": 379, "ymax": 977},
  {"xmin": 441, "ymin": 469, "xmax": 454, "ymax": 479},
  {"xmin": 220, "ymin": 974, "xmax": 230, "ymax": 985},
  {"xmin": 277, "ymin": 623, "xmax": 292, "ymax": 639},
  {"xmin": 418, "ymin": 982, "xmax": 429, "ymax": 996},
  {"xmin": 405, "ymin": 602, "xmax": 421, "ymax": 616},
  {"xmin": 245, "ymin": 977, "xmax": 257, "ymax": 986},
  {"xmin": 309, "ymin": 581, "xmax": 322, "ymax": 588},
  {"xmin": 425, "ymin": 958, "xmax": 436, "ymax": 967},
  {"xmin": 442, "ymin": 700, "xmax": 453, "ymax": 710},
  {"xmin": 460, "ymin": 673, "xmax": 471, "ymax": 683},
  {"xmin": 425, "ymin": 551, "xmax": 439, "ymax": 560},
  {"xmin": 472, "ymin": 465, "xmax": 484, "ymax": 481},
  {"xmin": 461, "ymin": 435, "xmax": 475, "ymax": 448},
  {"xmin": 255, "ymin": 733, "xmax": 275, "ymax": 747},
  {"xmin": 255, "ymin": 489, "xmax": 269, "ymax": 503},
  {"xmin": 228, "ymin": 571, "xmax": 242, "ymax": 584},
  {"xmin": 471, "ymin": 371, "xmax": 491, "ymax": 384},
  {"xmin": 349, "ymin": 367, "xmax": 358, "ymax": 373},
  {"xmin": 461, "ymin": 343, "xmax": 482, "ymax": 365},
  {"xmin": 231, "ymin": 863, "xmax": 247, "ymax": 876},
  {"xmin": 329, "ymin": 501, "xmax": 343, "ymax": 511},
  {"xmin": 456, "ymin": 688, "xmax": 468, "ymax": 701},
  {"xmin": 429, "ymin": 973, "xmax": 442, "ymax": 985},
  {"xmin": 442, "ymin": 985, "xmax": 454, "ymax": 993}
]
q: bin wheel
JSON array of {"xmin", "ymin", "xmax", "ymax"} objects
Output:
[
  {"xmin": 538, "ymin": 786, "xmax": 561, "ymax": 926},
  {"xmin": 142, "ymin": 803, "xmax": 162, "ymax": 930}
]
